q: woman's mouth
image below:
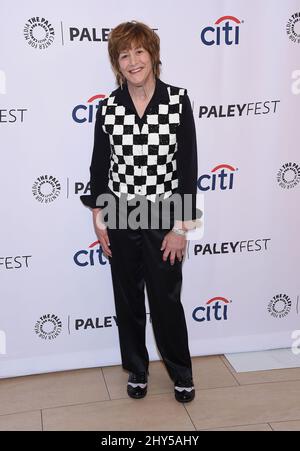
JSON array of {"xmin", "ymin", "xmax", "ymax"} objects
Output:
[{"xmin": 129, "ymin": 68, "xmax": 143, "ymax": 74}]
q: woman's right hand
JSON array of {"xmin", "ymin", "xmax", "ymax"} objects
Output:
[{"xmin": 92, "ymin": 208, "xmax": 112, "ymax": 258}]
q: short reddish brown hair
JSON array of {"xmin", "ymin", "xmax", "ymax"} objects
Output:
[{"xmin": 108, "ymin": 21, "xmax": 161, "ymax": 86}]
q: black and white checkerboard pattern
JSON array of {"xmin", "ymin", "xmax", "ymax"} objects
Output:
[{"xmin": 101, "ymin": 86, "xmax": 186, "ymax": 203}]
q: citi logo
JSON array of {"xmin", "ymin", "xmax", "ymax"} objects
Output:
[
  {"xmin": 201, "ymin": 15, "xmax": 243, "ymax": 46},
  {"xmin": 72, "ymin": 94, "xmax": 106, "ymax": 123},
  {"xmin": 192, "ymin": 297, "xmax": 231, "ymax": 322},
  {"xmin": 197, "ymin": 164, "xmax": 237, "ymax": 191},
  {"xmin": 74, "ymin": 240, "xmax": 108, "ymax": 267}
]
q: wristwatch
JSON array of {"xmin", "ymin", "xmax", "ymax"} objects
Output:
[{"xmin": 172, "ymin": 227, "xmax": 187, "ymax": 236}]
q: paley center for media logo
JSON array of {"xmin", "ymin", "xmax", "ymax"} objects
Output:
[
  {"xmin": 24, "ymin": 17, "xmax": 55, "ymax": 49},
  {"xmin": 267, "ymin": 294, "xmax": 292, "ymax": 319},
  {"xmin": 201, "ymin": 15, "xmax": 243, "ymax": 46},
  {"xmin": 277, "ymin": 162, "xmax": 300, "ymax": 189},
  {"xmin": 286, "ymin": 12, "xmax": 300, "ymax": 44},
  {"xmin": 32, "ymin": 175, "xmax": 61, "ymax": 203},
  {"xmin": 32, "ymin": 174, "xmax": 89, "ymax": 203},
  {"xmin": 34, "ymin": 314, "xmax": 62, "ymax": 340},
  {"xmin": 23, "ymin": 18, "xmax": 128, "ymax": 48},
  {"xmin": 23, "ymin": 17, "xmax": 113, "ymax": 48},
  {"xmin": 72, "ymin": 94, "xmax": 106, "ymax": 123},
  {"xmin": 193, "ymin": 296, "xmax": 231, "ymax": 323},
  {"xmin": 198, "ymin": 164, "xmax": 237, "ymax": 192},
  {"xmin": 74, "ymin": 240, "xmax": 108, "ymax": 267}
]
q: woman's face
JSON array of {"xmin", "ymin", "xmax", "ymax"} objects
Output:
[{"xmin": 118, "ymin": 44, "xmax": 154, "ymax": 87}]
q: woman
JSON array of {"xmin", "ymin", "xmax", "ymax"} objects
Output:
[{"xmin": 81, "ymin": 20, "xmax": 200, "ymax": 403}]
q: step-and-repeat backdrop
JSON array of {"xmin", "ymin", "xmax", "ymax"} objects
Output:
[{"xmin": 1, "ymin": 0, "xmax": 300, "ymax": 378}]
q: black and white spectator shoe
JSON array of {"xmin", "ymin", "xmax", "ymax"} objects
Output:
[
  {"xmin": 174, "ymin": 377, "xmax": 195, "ymax": 403},
  {"xmin": 127, "ymin": 372, "xmax": 148, "ymax": 399}
]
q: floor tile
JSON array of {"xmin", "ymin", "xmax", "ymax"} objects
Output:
[
  {"xmin": 0, "ymin": 368, "xmax": 109, "ymax": 415},
  {"xmin": 270, "ymin": 420, "xmax": 300, "ymax": 431},
  {"xmin": 43, "ymin": 393, "xmax": 196, "ymax": 431},
  {"xmin": 206, "ymin": 423, "xmax": 272, "ymax": 431},
  {"xmin": 0, "ymin": 410, "xmax": 42, "ymax": 431},
  {"xmin": 186, "ymin": 380, "xmax": 300, "ymax": 430},
  {"xmin": 192, "ymin": 356, "xmax": 239, "ymax": 389}
]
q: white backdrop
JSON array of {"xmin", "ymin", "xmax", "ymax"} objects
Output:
[{"xmin": 1, "ymin": 0, "xmax": 300, "ymax": 378}]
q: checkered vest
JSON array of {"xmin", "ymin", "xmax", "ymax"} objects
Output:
[{"xmin": 101, "ymin": 85, "xmax": 186, "ymax": 202}]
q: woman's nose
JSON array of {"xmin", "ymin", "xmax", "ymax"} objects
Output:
[{"xmin": 129, "ymin": 52, "xmax": 137, "ymax": 65}]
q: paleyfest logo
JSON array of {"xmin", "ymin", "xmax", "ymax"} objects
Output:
[{"xmin": 24, "ymin": 17, "xmax": 55, "ymax": 49}]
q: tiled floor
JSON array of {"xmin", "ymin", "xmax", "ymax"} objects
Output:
[{"xmin": 1, "ymin": 355, "xmax": 300, "ymax": 430}]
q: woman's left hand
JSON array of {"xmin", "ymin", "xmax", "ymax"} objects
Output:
[{"xmin": 160, "ymin": 231, "xmax": 187, "ymax": 265}]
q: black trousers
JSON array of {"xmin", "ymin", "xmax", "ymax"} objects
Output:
[{"xmin": 106, "ymin": 190, "xmax": 193, "ymax": 382}]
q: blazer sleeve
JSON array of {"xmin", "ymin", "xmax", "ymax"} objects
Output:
[
  {"xmin": 175, "ymin": 91, "xmax": 201, "ymax": 221},
  {"xmin": 80, "ymin": 101, "xmax": 111, "ymax": 209}
]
